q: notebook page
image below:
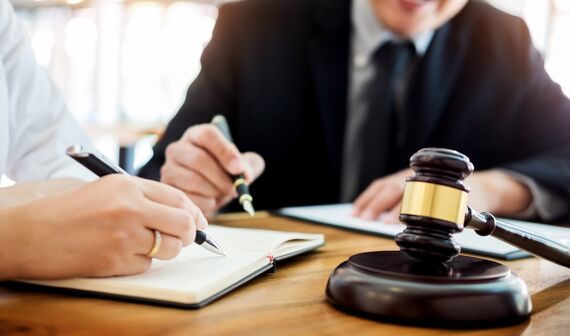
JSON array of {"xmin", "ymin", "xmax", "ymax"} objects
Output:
[
  {"xmin": 273, "ymin": 239, "xmax": 325, "ymax": 259},
  {"xmin": 278, "ymin": 203, "xmax": 570, "ymax": 258},
  {"xmin": 206, "ymin": 225, "xmax": 324, "ymax": 254}
]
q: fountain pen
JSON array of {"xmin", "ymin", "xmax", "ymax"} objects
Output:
[
  {"xmin": 211, "ymin": 115, "xmax": 256, "ymax": 217},
  {"xmin": 66, "ymin": 144, "xmax": 226, "ymax": 256}
]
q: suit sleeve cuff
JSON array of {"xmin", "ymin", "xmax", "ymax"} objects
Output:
[{"xmin": 499, "ymin": 169, "xmax": 567, "ymax": 221}]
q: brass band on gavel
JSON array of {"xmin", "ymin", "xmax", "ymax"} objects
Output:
[{"xmin": 400, "ymin": 181, "xmax": 468, "ymax": 227}]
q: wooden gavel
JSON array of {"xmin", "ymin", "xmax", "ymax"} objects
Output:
[{"xmin": 395, "ymin": 148, "xmax": 570, "ymax": 268}]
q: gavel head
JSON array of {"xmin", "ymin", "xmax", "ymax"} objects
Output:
[{"xmin": 395, "ymin": 148, "xmax": 474, "ymax": 262}]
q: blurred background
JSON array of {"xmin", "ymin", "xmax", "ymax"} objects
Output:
[{"xmin": 7, "ymin": 0, "xmax": 570, "ymax": 177}]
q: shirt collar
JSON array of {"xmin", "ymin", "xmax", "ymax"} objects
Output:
[{"xmin": 351, "ymin": 0, "xmax": 434, "ymax": 65}]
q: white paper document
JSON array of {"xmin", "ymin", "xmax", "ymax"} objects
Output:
[{"xmin": 277, "ymin": 203, "xmax": 570, "ymax": 260}]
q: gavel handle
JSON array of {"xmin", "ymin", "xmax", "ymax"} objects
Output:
[{"xmin": 464, "ymin": 207, "xmax": 570, "ymax": 268}]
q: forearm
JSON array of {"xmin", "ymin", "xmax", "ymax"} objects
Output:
[
  {"xmin": 467, "ymin": 170, "xmax": 532, "ymax": 216},
  {"xmin": 0, "ymin": 206, "xmax": 26, "ymax": 280},
  {"xmin": 0, "ymin": 180, "xmax": 86, "ymax": 279},
  {"xmin": 0, "ymin": 178, "xmax": 84, "ymax": 208}
]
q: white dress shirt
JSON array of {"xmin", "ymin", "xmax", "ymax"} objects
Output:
[{"xmin": 0, "ymin": 0, "xmax": 94, "ymax": 182}]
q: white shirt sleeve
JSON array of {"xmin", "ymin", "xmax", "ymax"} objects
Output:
[{"xmin": 0, "ymin": 0, "xmax": 95, "ymax": 181}]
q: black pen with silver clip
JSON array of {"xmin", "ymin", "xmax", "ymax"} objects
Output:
[
  {"xmin": 211, "ymin": 115, "xmax": 256, "ymax": 217},
  {"xmin": 66, "ymin": 144, "xmax": 225, "ymax": 256}
]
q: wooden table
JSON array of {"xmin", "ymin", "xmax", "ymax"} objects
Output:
[{"xmin": 1, "ymin": 213, "xmax": 569, "ymax": 335}]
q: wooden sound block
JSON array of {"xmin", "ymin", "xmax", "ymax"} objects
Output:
[{"xmin": 326, "ymin": 251, "xmax": 531, "ymax": 326}]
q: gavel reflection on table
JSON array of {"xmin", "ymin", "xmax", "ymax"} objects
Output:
[{"xmin": 326, "ymin": 148, "xmax": 570, "ymax": 326}]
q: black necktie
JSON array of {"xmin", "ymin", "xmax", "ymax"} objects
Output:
[{"xmin": 356, "ymin": 41, "xmax": 416, "ymax": 195}]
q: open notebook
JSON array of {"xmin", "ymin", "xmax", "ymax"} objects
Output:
[
  {"xmin": 18, "ymin": 225, "xmax": 325, "ymax": 308},
  {"xmin": 277, "ymin": 203, "xmax": 570, "ymax": 260}
]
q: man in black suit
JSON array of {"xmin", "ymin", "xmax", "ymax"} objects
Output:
[{"xmin": 140, "ymin": 0, "xmax": 570, "ymax": 222}]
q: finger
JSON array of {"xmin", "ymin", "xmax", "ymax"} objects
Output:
[
  {"xmin": 185, "ymin": 125, "xmax": 243, "ymax": 175},
  {"xmin": 162, "ymin": 163, "xmax": 222, "ymax": 198},
  {"xmin": 140, "ymin": 202, "xmax": 198, "ymax": 246},
  {"xmin": 380, "ymin": 202, "xmax": 402, "ymax": 224},
  {"xmin": 113, "ymin": 255, "xmax": 152, "ymax": 277},
  {"xmin": 137, "ymin": 230, "xmax": 183, "ymax": 260},
  {"xmin": 359, "ymin": 185, "xmax": 403, "ymax": 221},
  {"xmin": 185, "ymin": 193, "xmax": 218, "ymax": 217},
  {"xmin": 167, "ymin": 143, "xmax": 235, "ymax": 196},
  {"xmin": 137, "ymin": 178, "xmax": 208, "ymax": 232},
  {"xmin": 242, "ymin": 152, "xmax": 265, "ymax": 183},
  {"xmin": 353, "ymin": 180, "xmax": 384, "ymax": 216},
  {"xmin": 216, "ymin": 194, "xmax": 234, "ymax": 209}
]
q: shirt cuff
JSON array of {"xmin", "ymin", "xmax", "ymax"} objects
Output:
[{"xmin": 499, "ymin": 169, "xmax": 567, "ymax": 221}]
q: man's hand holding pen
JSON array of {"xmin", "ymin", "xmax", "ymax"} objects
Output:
[{"xmin": 160, "ymin": 118, "xmax": 265, "ymax": 217}]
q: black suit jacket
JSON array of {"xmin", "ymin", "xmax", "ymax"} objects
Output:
[{"xmin": 140, "ymin": 0, "xmax": 570, "ymax": 219}]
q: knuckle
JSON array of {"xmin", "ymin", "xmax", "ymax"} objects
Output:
[
  {"xmin": 96, "ymin": 252, "xmax": 122, "ymax": 276},
  {"xmin": 185, "ymin": 125, "xmax": 202, "ymax": 138},
  {"xmin": 220, "ymin": 143, "xmax": 238, "ymax": 160},
  {"xmin": 372, "ymin": 179, "xmax": 384, "ymax": 188},
  {"xmin": 114, "ymin": 200, "xmax": 140, "ymax": 219},
  {"xmin": 165, "ymin": 143, "xmax": 177, "ymax": 158},
  {"xmin": 171, "ymin": 189, "xmax": 188, "ymax": 209},
  {"xmin": 184, "ymin": 126, "xmax": 196, "ymax": 137},
  {"xmin": 109, "ymin": 228, "xmax": 131, "ymax": 254},
  {"xmin": 160, "ymin": 166, "xmax": 182, "ymax": 186},
  {"xmin": 166, "ymin": 142, "xmax": 189, "ymax": 164},
  {"xmin": 103, "ymin": 174, "xmax": 128, "ymax": 188},
  {"xmin": 114, "ymin": 177, "xmax": 140, "ymax": 195},
  {"xmin": 107, "ymin": 207, "xmax": 141, "ymax": 231},
  {"xmin": 186, "ymin": 147, "xmax": 203, "ymax": 164},
  {"xmin": 182, "ymin": 127, "xmax": 196, "ymax": 142},
  {"xmin": 194, "ymin": 125, "xmax": 215, "ymax": 144}
]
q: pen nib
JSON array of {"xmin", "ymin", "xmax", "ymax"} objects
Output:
[
  {"xmin": 242, "ymin": 200, "xmax": 255, "ymax": 217},
  {"xmin": 204, "ymin": 236, "xmax": 226, "ymax": 256}
]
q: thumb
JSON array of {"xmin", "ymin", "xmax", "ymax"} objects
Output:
[{"xmin": 242, "ymin": 152, "xmax": 265, "ymax": 183}]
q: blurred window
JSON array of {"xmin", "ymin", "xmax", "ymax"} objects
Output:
[
  {"xmin": 546, "ymin": 0, "xmax": 570, "ymax": 97},
  {"xmin": 15, "ymin": 0, "xmax": 218, "ymax": 127},
  {"xmin": 488, "ymin": 0, "xmax": 570, "ymax": 97}
]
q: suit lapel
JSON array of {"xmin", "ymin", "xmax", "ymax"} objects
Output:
[
  {"xmin": 405, "ymin": 17, "xmax": 469, "ymax": 154},
  {"xmin": 308, "ymin": 0, "xmax": 351, "ymax": 180}
]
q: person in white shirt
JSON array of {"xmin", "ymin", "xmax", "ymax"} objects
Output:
[{"xmin": 0, "ymin": 0, "xmax": 207, "ymax": 280}]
